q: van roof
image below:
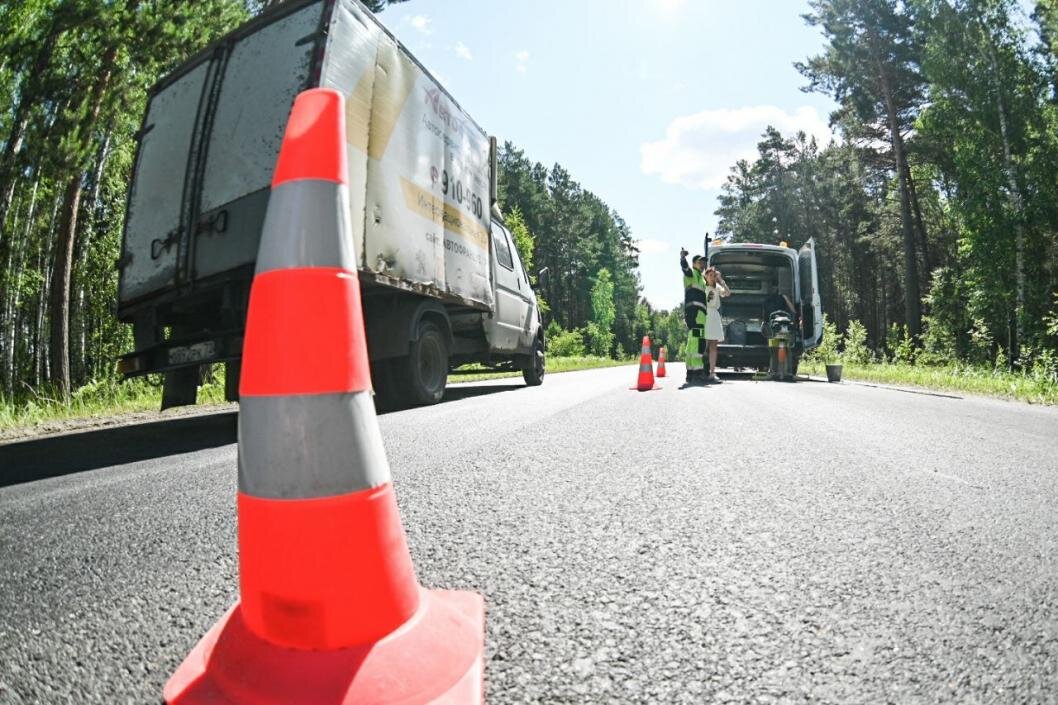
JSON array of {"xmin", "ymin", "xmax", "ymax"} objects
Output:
[{"xmin": 710, "ymin": 242, "xmax": 795, "ymax": 254}]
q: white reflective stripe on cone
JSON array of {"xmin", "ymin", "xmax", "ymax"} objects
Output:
[
  {"xmin": 238, "ymin": 392, "xmax": 391, "ymax": 499},
  {"xmin": 256, "ymin": 179, "xmax": 357, "ymax": 274}
]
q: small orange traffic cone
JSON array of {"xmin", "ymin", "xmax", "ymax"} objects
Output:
[
  {"xmin": 634, "ymin": 336, "xmax": 656, "ymax": 391},
  {"xmin": 657, "ymin": 346, "xmax": 667, "ymax": 378},
  {"xmin": 163, "ymin": 89, "xmax": 484, "ymax": 705}
]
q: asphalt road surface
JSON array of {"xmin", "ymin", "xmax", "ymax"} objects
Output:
[{"xmin": 2, "ymin": 365, "xmax": 1057, "ymax": 704}]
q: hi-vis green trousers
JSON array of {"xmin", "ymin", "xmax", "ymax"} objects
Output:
[{"xmin": 685, "ymin": 308, "xmax": 706, "ymax": 372}]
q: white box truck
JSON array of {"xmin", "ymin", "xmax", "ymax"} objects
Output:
[{"xmin": 116, "ymin": 0, "xmax": 545, "ymax": 408}]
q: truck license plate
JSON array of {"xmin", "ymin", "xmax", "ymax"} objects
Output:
[{"xmin": 168, "ymin": 341, "xmax": 217, "ymax": 365}]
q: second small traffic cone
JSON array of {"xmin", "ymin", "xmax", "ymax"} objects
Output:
[
  {"xmin": 635, "ymin": 336, "xmax": 656, "ymax": 391},
  {"xmin": 163, "ymin": 89, "xmax": 484, "ymax": 705},
  {"xmin": 657, "ymin": 347, "xmax": 667, "ymax": 378}
]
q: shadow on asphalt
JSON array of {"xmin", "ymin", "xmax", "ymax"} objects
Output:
[
  {"xmin": 1, "ymin": 383, "xmax": 528, "ymax": 486},
  {"xmin": 375, "ymin": 383, "xmax": 525, "ymax": 415},
  {"xmin": 0, "ymin": 412, "xmax": 238, "ymax": 488},
  {"xmin": 719, "ymin": 371, "xmax": 827, "ymax": 384},
  {"xmin": 443, "ymin": 383, "xmax": 524, "ymax": 401}
]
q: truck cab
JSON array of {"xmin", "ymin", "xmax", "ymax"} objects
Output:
[
  {"xmin": 707, "ymin": 239, "xmax": 823, "ymax": 373},
  {"xmin": 487, "ymin": 218, "xmax": 540, "ymax": 353}
]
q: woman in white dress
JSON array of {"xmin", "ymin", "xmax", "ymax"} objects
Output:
[{"xmin": 703, "ymin": 267, "xmax": 730, "ymax": 384}]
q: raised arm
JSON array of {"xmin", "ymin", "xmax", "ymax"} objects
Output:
[
  {"xmin": 680, "ymin": 247, "xmax": 692, "ymax": 277},
  {"xmin": 716, "ymin": 273, "xmax": 731, "ymax": 297}
]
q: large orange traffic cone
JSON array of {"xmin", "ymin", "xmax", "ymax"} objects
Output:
[
  {"xmin": 163, "ymin": 89, "xmax": 484, "ymax": 705},
  {"xmin": 657, "ymin": 346, "xmax": 667, "ymax": 378},
  {"xmin": 634, "ymin": 336, "xmax": 656, "ymax": 391}
]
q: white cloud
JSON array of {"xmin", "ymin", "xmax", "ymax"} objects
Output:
[
  {"xmin": 635, "ymin": 238, "xmax": 672, "ymax": 255},
  {"xmin": 640, "ymin": 105, "xmax": 834, "ymax": 191},
  {"xmin": 454, "ymin": 41, "xmax": 473, "ymax": 61},
  {"xmin": 515, "ymin": 50, "xmax": 530, "ymax": 73},
  {"xmin": 409, "ymin": 15, "xmax": 432, "ymax": 34}
]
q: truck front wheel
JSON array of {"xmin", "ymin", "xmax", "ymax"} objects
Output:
[
  {"xmin": 397, "ymin": 319, "xmax": 448, "ymax": 405},
  {"xmin": 522, "ymin": 336, "xmax": 545, "ymax": 386}
]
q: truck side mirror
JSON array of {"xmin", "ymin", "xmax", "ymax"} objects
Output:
[{"xmin": 537, "ymin": 267, "xmax": 550, "ymax": 287}]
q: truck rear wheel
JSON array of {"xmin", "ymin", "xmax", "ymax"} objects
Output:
[
  {"xmin": 396, "ymin": 320, "xmax": 448, "ymax": 406},
  {"xmin": 523, "ymin": 336, "xmax": 545, "ymax": 386}
]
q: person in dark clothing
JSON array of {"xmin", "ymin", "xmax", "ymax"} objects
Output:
[
  {"xmin": 763, "ymin": 283, "xmax": 796, "ymax": 319},
  {"xmin": 762, "ymin": 281, "xmax": 796, "ymax": 337}
]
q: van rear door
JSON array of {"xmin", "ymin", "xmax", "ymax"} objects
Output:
[
  {"xmin": 798, "ymin": 238, "xmax": 823, "ymax": 349},
  {"xmin": 192, "ymin": 1, "xmax": 324, "ymax": 283},
  {"xmin": 119, "ymin": 61, "xmax": 212, "ymax": 304}
]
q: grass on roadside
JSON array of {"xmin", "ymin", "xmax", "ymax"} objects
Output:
[
  {"xmin": 0, "ymin": 371, "xmax": 228, "ymax": 434},
  {"xmin": 801, "ymin": 359, "xmax": 1058, "ymax": 405},
  {"xmin": 1, "ymin": 356, "xmax": 631, "ymax": 434},
  {"xmin": 450, "ymin": 355, "xmax": 632, "ymax": 382}
]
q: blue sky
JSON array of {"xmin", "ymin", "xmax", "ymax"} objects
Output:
[{"xmin": 382, "ymin": 0, "xmax": 839, "ymax": 309}]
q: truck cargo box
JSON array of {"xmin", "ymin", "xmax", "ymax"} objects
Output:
[{"xmin": 118, "ymin": 0, "xmax": 494, "ymax": 318}]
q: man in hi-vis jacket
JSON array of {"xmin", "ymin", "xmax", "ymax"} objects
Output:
[{"xmin": 680, "ymin": 248, "xmax": 708, "ymax": 386}]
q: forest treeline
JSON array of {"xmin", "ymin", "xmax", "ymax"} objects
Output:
[
  {"xmin": 497, "ymin": 143, "xmax": 660, "ymax": 359},
  {"xmin": 0, "ymin": 0, "xmax": 264, "ymax": 402},
  {"xmin": 3, "ymin": 0, "xmax": 1057, "ymax": 408},
  {"xmin": 716, "ymin": 0, "xmax": 1058, "ymax": 372}
]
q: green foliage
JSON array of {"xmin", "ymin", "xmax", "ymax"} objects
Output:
[
  {"xmin": 968, "ymin": 318, "xmax": 996, "ymax": 365},
  {"xmin": 800, "ymin": 358, "xmax": 1058, "ymax": 405},
  {"xmin": 0, "ymin": 0, "xmax": 251, "ymax": 403},
  {"xmin": 806, "ymin": 314, "xmax": 841, "ymax": 365},
  {"xmin": 886, "ymin": 323, "xmax": 917, "ymax": 364},
  {"xmin": 5, "ymin": 0, "xmax": 1058, "ymax": 421},
  {"xmin": 586, "ymin": 268, "xmax": 616, "ymax": 356},
  {"xmin": 505, "ymin": 206, "xmax": 535, "ymax": 275},
  {"xmin": 1045, "ymin": 293, "xmax": 1058, "ymax": 337},
  {"xmin": 590, "ymin": 268, "xmax": 616, "ymax": 329},
  {"xmin": 842, "ymin": 320, "xmax": 872, "ymax": 364},
  {"xmin": 1027, "ymin": 347, "xmax": 1058, "ymax": 386},
  {"xmin": 545, "ymin": 319, "xmax": 562, "ymax": 340},
  {"xmin": 584, "ymin": 322, "xmax": 612, "ymax": 357},
  {"xmin": 717, "ymin": 0, "xmax": 1058, "ymax": 373},
  {"xmin": 536, "ymin": 293, "xmax": 551, "ymax": 319},
  {"xmin": 919, "ymin": 267, "xmax": 964, "ymax": 364},
  {"xmin": 498, "ymin": 143, "xmax": 642, "ymax": 358},
  {"xmin": 547, "ymin": 327, "xmax": 587, "ymax": 358},
  {"xmin": 798, "ymin": 0, "xmax": 927, "ymax": 336},
  {"xmin": 0, "ymin": 366, "xmax": 229, "ymax": 434}
]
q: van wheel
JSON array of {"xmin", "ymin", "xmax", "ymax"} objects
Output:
[
  {"xmin": 397, "ymin": 320, "xmax": 448, "ymax": 405},
  {"xmin": 523, "ymin": 336, "xmax": 545, "ymax": 386}
]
